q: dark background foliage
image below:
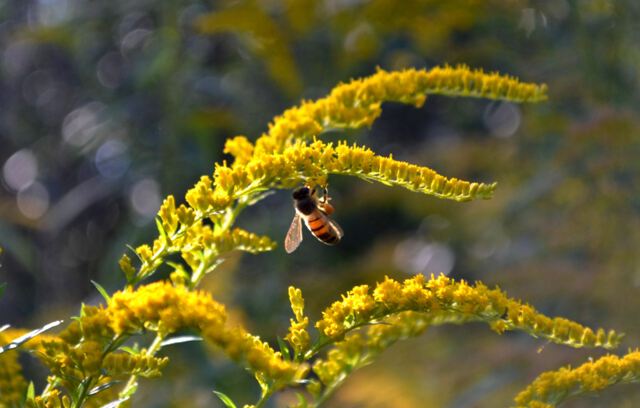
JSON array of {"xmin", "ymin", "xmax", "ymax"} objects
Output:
[{"xmin": 1, "ymin": 0, "xmax": 639, "ymax": 406}]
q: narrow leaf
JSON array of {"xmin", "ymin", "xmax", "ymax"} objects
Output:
[
  {"xmin": 295, "ymin": 392, "xmax": 309, "ymax": 407},
  {"xmin": 91, "ymin": 280, "xmax": 111, "ymax": 303},
  {"xmin": 118, "ymin": 346, "xmax": 139, "ymax": 355},
  {"xmin": 26, "ymin": 381, "xmax": 35, "ymax": 400},
  {"xmin": 0, "ymin": 320, "xmax": 63, "ymax": 354},
  {"xmin": 89, "ymin": 380, "xmax": 121, "ymax": 396},
  {"xmin": 276, "ymin": 336, "xmax": 291, "ymax": 361},
  {"xmin": 246, "ymin": 190, "xmax": 275, "ymax": 206},
  {"xmin": 160, "ymin": 335, "xmax": 203, "ymax": 347},
  {"xmin": 155, "ymin": 217, "xmax": 168, "ymax": 242},
  {"xmin": 100, "ymin": 397, "xmax": 130, "ymax": 408},
  {"xmin": 212, "ymin": 390, "xmax": 237, "ymax": 408}
]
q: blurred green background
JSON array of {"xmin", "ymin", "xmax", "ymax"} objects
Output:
[{"xmin": 1, "ymin": 0, "xmax": 640, "ymax": 406}]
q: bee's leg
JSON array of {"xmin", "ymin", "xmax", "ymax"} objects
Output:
[
  {"xmin": 320, "ymin": 186, "xmax": 330, "ymax": 203},
  {"xmin": 317, "ymin": 186, "xmax": 335, "ymax": 215}
]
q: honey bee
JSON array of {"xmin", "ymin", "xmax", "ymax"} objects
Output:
[{"xmin": 284, "ymin": 186, "xmax": 343, "ymax": 253}]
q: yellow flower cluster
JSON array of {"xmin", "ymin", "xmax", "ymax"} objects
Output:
[
  {"xmin": 122, "ymin": 193, "xmax": 275, "ymax": 284},
  {"xmin": 514, "ymin": 350, "xmax": 640, "ymax": 407},
  {"xmin": 0, "ymin": 329, "xmax": 59, "ymax": 408},
  {"xmin": 311, "ymin": 311, "xmax": 430, "ymax": 394},
  {"xmin": 61, "ymin": 282, "xmax": 300, "ymax": 385},
  {"xmin": 0, "ymin": 345, "xmax": 26, "ymax": 407},
  {"xmin": 316, "ymin": 275, "xmax": 621, "ymax": 350},
  {"xmin": 27, "ymin": 389, "xmax": 71, "ymax": 408},
  {"xmin": 253, "ymin": 65, "xmax": 547, "ymax": 155},
  {"xmin": 40, "ymin": 339, "xmax": 168, "ymax": 380},
  {"xmin": 41, "ymin": 340, "xmax": 106, "ymax": 379},
  {"xmin": 216, "ymin": 139, "xmax": 497, "ymax": 202},
  {"xmin": 27, "ymin": 384, "xmax": 118, "ymax": 408},
  {"xmin": 285, "ymin": 286, "xmax": 311, "ymax": 357},
  {"xmin": 104, "ymin": 353, "xmax": 169, "ymax": 378},
  {"xmin": 179, "ymin": 226, "xmax": 276, "ymax": 286}
]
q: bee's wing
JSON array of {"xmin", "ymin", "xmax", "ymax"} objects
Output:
[
  {"xmin": 328, "ymin": 218, "xmax": 344, "ymax": 239},
  {"xmin": 284, "ymin": 213, "xmax": 303, "ymax": 253}
]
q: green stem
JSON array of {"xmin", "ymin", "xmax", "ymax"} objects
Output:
[
  {"xmin": 72, "ymin": 378, "xmax": 95, "ymax": 408},
  {"xmin": 254, "ymin": 385, "xmax": 274, "ymax": 408}
]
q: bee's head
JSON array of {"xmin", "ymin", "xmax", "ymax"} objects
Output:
[{"xmin": 292, "ymin": 186, "xmax": 310, "ymax": 200}]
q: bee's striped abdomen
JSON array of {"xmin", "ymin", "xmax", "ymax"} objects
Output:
[{"xmin": 305, "ymin": 211, "xmax": 340, "ymax": 245}]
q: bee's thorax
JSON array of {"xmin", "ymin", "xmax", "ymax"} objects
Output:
[{"xmin": 295, "ymin": 196, "xmax": 317, "ymax": 215}]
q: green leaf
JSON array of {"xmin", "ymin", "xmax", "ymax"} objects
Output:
[
  {"xmin": 295, "ymin": 392, "xmax": 309, "ymax": 407},
  {"xmin": 101, "ymin": 397, "xmax": 130, "ymax": 408},
  {"xmin": 276, "ymin": 336, "xmax": 291, "ymax": 361},
  {"xmin": 155, "ymin": 217, "xmax": 168, "ymax": 242},
  {"xmin": 120, "ymin": 381, "xmax": 138, "ymax": 398},
  {"xmin": 89, "ymin": 380, "xmax": 121, "ymax": 396},
  {"xmin": 212, "ymin": 390, "xmax": 237, "ymax": 408},
  {"xmin": 91, "ymin": 280, "xmax": 111, "ymax": 303},
  {"xmin": 118, "ymin": 346, "xmax": 139, "ymax": 355},
  {"xmin": 245, "ymin": 190, "xmax": 275, "ymax": 206},
  {"xmin": 0, "ymin": 320, "xmax": 63, "ymax": 354},
  {"xmin": 26, "ymin": 381, "xmax": 35, "ymax": 400},
  {"xmin": 127, "ymin": 244, "xmax": 144, "ymax": 262}
]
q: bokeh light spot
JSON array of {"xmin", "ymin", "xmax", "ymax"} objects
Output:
[
  {"xmin": 3, "ymin": 149, "xmax": 38, "ymax": 191},
  {"xmin": 394, "ymin": 239, "xmax": 455, "ymax": 276},
  {"xmin": 129, "ymin": 178, "xmax": 161, "ymax": 221},
  {"xmin": 62, "ymin": 102, "xmax": 106, "ymax": 147},
  {"xmin": 483, "ymin": 102, "xmax": 522, "ymax": 138},
  {"xmin": 17, "ymin": 182, "xmax": 50, "ymax": 219},
  {"xmin": 95, "ymin": 140, "xmax": 130, "ymax": 180}
]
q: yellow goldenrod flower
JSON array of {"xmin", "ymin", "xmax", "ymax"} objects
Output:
[
  {"xmin": 130, "ymin": 201, "xmax": 275, "ymax": 283},
  {"xmin": 213, "ymin": 139, "xmax": 497, "ymax": 203},
  {"xmin": 40, "ymin": 339, "xmax": 104, "ymax": 379},
  {"xmin": 0, "ymin": 347, "xmax": 27, "ymax": 407},
  {"xmin": 224, "ymin": 135, "xmax": 255, "ymax": 166},
  {"xmin": 312, "ymin": 311, "xmax": 430, "ymax": 394},
  {"xmin": 285, "ymin": 287, "xmax": 311, "ymax": 357},
  {"xmin": 103, "ymin": 353, "xmax": 169, "ymax": 378},
  {"xmin": 254, "ymin": 65, "xmax": 547, "ymax": 155},
  {"xmin": 0, "ymin": 329, "xmax": 62, "ymax": 408},
  {"xmin": 514, "ymin": 350, "xmax": 640, "ymax": 407},
  {"xmin": 27, "ymin": 389, "xmax": 71, "ymax": 408},
  {"xmin": 316, "ymin": 275, "xmax": 621, "ymax": 350},
  {"xmin": 27, "ymin": 384, "xmax": 118, "ymax": 408},
  {"xmin": 31, "ymin": 281, "xmax": 304, "ymax": 405}
]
